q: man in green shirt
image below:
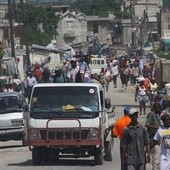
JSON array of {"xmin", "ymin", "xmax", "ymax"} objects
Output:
[{"xmin": 145, "ymin": 102, "xmax": 162, "ymax": 170}]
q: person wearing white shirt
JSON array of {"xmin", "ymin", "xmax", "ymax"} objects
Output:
[
  {"xmin": 111, "ymin": 60, "xmax": 119, "ymax": 88},
  {"xmin": 26, "ymin": 73, "xmax": 37, "ymax": 103},
  {"xmin": 67, "ymin": 58, "xmax": 79, "ymax": 83},
  {"xmin": 151, "ymin": 108, "xmax": 170, "ymax": 170}
]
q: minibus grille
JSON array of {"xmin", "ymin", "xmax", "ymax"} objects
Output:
[{"xmin": 40, "ymin": 129, "xmax": 89, "ymax": 140}]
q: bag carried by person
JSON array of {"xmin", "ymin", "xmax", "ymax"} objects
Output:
[{"xmin": 75, "ymin": 70, "xmax": 82, "ymax": 82}]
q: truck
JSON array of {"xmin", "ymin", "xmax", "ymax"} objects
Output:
[
  {"xmin": 90, "ymin": 57, "xmax": 107, "ymax": 76},
  {"xmin": 25, "ymin": 83, "xmax": 115, "ymax": 165}
]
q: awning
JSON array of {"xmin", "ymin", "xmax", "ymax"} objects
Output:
[{"xmin": 162, "ymin": 38, "xmax": 170, "ymax": 44}]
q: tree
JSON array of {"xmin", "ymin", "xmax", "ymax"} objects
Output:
[
  {"xmin": 71, "ymin": 0, "xmax": 130, "ymax": 18},
  {"xmin": 0, "ymin": 42, "xmax": 5, "ymax": 76},
  {"xmin": 15, "ymin": 3, "xmax": 59, "ymax": 46},
  {"xmin": 154, "ymin": 44, "xmax": 170, "ymax": 59}
]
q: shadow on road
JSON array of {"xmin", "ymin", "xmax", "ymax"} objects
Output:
[
  {"xmin": 0, "ymin": 145, "xmax": 25, "ymax": 150},
  {"xmin": 8, "ymin": 158, "xmax": 97, "ymax": 166}
]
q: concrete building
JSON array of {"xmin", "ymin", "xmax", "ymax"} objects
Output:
[
  {"xmin": 55, "ymin": 9, "xmax": 133, "ymax": 50},
  {"xmin": 0, "ymin": 3, "xmax": 21, "ymax": 49},
  {"xmin": 56, "ymin": 10, "xmax": 87, "ymax": 47},
  {"xmin": 158, "ymin": 6, "xmax": 170, "ymax": 47}
]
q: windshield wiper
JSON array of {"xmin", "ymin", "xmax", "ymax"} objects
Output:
[{"xmin": 50, "ymin": 111, "xmax": 62, "ymax": 116}]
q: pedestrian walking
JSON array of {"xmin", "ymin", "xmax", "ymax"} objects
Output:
[
  {"xmin": 132, "ymin": 62, "xmax": 139, "ymax": 85},
  {"xmin": 12, "ymin": 74, "xmax": 21, "ymax": 92},
  {"xmin": 105, "ymin": 68, "xmax": 111, "ymax": 91},
  {"xmin": 121, "ymin": 108, "xmax": 150, "ymax": 170},
  {"xmin": 135, "ymin": 77, "xmax": 148, "ymax": 115},
  {"xmin": 26, "ymin": 72, "xmax": 37, "ymax": 103},
  {"xmin": 145, "ymin": 102, "xmax": 162, "ymax": 170},
  {"xmin": 110, "ymin": 60, "xmax": 119, "ymax": 88},
  {"xmin": 113, "ymin": 106, "xmax": 131, "ymax": 170},
  {"xmin": 151, "ymin": 107, "xmax": 170, "ymax": 170},
  {"xmin": 148, "ymin": 77, "xmax": 159, "ymax": 106}
]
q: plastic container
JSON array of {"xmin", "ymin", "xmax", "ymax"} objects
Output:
[{"xmin": 165, "ymin": 83, "xmax": 170, "ymax": 96}]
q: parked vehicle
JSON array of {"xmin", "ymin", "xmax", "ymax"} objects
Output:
[
  {"xmin": 25, "ymin": 83, "xmax": 115, "ymax": 165},
  {"xmin": 90, "ymin": 57, "xmax": 107, "ymax": 75},
  {"xmin": 0, "ymin": 92, "xmax": 27, "ymax": 145}
]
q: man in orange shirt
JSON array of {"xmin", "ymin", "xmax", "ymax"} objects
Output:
[
  {"xmin": 113, "ymin": 106, "xmax": 131, "ymax": 170},
  {"xmin": 113, "ymin": 106, "xmax": 131, "ymax": 139}
]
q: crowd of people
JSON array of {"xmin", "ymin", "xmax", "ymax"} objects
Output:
[
  {"xmin": 0, "ymin": 52, "xmax": 168, "ymax": 107},
  {"xmin": 0, "ymin": 55, "xmax": 104, "ymax": 101}
]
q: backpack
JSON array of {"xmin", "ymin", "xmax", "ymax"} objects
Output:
[{"xmin": 75, "ymin": 70, "xmax": 82, "ymax": 82}]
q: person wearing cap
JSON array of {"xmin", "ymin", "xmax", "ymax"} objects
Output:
[
  {"xmin": 145, "ymin": 102, "xmax": 162, "ymax": 170},
  {"xmin": 135, "ymin": 77, "xmax": 148, "ymax": 115},
  {"xmin": 151, "ymin": 107, "xmax": 170, "ymax": 170},
  {"xmin": 121, "ymin": 108, "xmax": 150, "ymax": 170},
  {"xmin": 113, "ymin": 106, "xmax": 131, "ymax": 170}
]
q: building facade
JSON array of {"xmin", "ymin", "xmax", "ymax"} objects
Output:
[
  {"xmin": 56, "ymin": 11, "xmax": 87, "ymax": 47},
  {"xmin": 0, "ymin": 3, "xmax": 9, "ymax": 46}
]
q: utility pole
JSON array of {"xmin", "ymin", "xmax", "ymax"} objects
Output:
[
  {"xmin": 145, "ymin": 0, "xmax": 155, "ymax": 51},
  {"xmin": 130, "ymin": 0, "xmax": 137, "ymax": 49},
  {"xmin": 121, "ymin": 0, "xmax": 124, "ymax": 20},
  {"xmin": 20, "ymin": 0, "xmax": 30, "ymax": 66},
  {"xmin": 8, "ymin": 0, "xmax": 15, "ymax": 58}
]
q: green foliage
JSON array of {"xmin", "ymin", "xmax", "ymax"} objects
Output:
[
  {"xmin": 154, "ymin": 45, "xmax": 170, "ymax": 59},
  {"xmin": 15, "ymin": 1, "xmax": 130, "ymax": 46},
  {"xmin": 71, "ymin": 0, "xmax": 127, "ymax": 18},
  {"xmin": 163, "ymin": 0, "xmax": 170, "ymax": 6},
  {"xmin": 0, "ymin": 43, "xmax": 4, "ymax": 61},
  {"xmin": 16, "ymin": 3, "xmax": 58, "ymax": 46}
]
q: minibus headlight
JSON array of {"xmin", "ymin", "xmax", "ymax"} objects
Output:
[
  {"xmin": 29, "ymin": 129, "xmax": 41, "ymax": 140},
  {"xmin": 87, "ymin": 128, "xmax": 99, "ymax": 139}
]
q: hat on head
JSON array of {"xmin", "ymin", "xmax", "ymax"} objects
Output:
[
  {"xmin": 70, "ymin": 57, "xmax": 76, "ymax": 61},
  {"xmin": 112, "ymin": 60, "xmax": 117, "ymax": 64},
  {"xmin": 129, "ymin": 108, "xmax": 138, "ymax": 115},
  {"xmin": 124, "ymin": 105, "xmax": 131, "ymax": 113},
  {"xmin": 137, "ymin": 77, "xmax": 145, "ymax": 82}
]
